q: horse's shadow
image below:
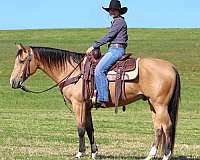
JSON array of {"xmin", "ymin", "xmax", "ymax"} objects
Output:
[{"xmin": 97, "ymin": 155, "xmax": 200, "ymax": 160}]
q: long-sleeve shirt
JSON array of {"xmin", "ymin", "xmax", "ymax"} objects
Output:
[{"xmin": 93, "ymin": 16, "xmax": 128, "ymax": 49}]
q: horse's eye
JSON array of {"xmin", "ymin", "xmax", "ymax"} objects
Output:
[{"xmin": 19, "ymin": 59, "xmax": 25, "ymax": 64}]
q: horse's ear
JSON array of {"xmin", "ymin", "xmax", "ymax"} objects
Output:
[
  {"xmin": 16, "ymin": 44, "xmax": 22, "ymax": 50},
  {"xmin": 27, "ymin": 47, "xmax": 32, "ymax": 53},
  {"xmin": 16, "ymin": 43, "xmax": 26, "ymax": 51},
  {"xmin": 19, "ymin": 43, "xmax": 26, "ymax": 51}
]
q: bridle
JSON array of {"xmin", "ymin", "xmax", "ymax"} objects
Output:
[
  {"xmin": 20, "ymin": 51, "xmax": 32, "ymax": 83},
  {"xmin": 19, "ymin": 49, "xmax": 86, "ymax": 94}
]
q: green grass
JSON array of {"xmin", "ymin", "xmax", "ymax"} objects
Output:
[{"xmin": 0, "ymin": 28, "xmax": 200, "ymax": 159}]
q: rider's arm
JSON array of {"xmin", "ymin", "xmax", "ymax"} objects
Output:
[{"xmin": 92, "ymin": 18, "xmax": 125, "ymax": 49}]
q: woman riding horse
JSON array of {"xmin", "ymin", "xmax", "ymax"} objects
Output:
[
  {"xmin": 86, "ymin": 0, "xmax": 128, "ymax": 107},
  {"xmin": 10, "ymin": 1, "xmax": 181, "ymax": 159}
]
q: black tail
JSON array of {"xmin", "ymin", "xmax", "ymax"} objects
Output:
[{"xmin": 168, "ymin": 67, "xmax": 181, "ymax": 153}]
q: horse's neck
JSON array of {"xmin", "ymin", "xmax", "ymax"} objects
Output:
[{"xmin": 38, "ymin": 61, "xmax": 81, "ymax": 83}]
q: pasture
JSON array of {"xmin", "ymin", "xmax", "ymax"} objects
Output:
[{"xmin": 0, "ymin": 28, "xmax": 199, "ymax": 159}]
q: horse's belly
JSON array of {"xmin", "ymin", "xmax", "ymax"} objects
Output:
[{"xmin": 108, "ymin": 81, "xmax": 143, "ymax": 107}]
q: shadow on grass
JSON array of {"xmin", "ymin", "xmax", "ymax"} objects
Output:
[{"xmin": 97, "ymin": 155, "xmax": 200, "ymax": 160}]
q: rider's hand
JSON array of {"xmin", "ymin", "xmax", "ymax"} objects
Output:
[{"xmin": 86, "ymin": 46, "xmax": 94, "ymax": 55}]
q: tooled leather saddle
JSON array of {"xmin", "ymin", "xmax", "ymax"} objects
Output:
[{"xmin": 82, "ymin": 49, "xmax": 137, "ymax": 113}]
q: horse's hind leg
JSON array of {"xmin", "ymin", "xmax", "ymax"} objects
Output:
[
  {"xmin": 145, "ymin": 104, "xmax": 163, "ymax": 160},
  {"xmin": 86, "ymin": 110, "xmax": 98, "ymax": 159},
  {"xmin": 152, "ymin": 104, "xmax": 173, "ymax": 160},
  {"xmin": 160, "ymin": 110, "xmax": 173, "ymax": 160}
]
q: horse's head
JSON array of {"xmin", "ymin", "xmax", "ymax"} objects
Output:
[{"xmin": 10, "ymin": 44, "xmax": 37, "ymax": 89}]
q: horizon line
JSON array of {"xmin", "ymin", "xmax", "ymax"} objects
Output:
[{"xmin": 1, "ymin": 27, "xmax": 200, "ymax": 31}]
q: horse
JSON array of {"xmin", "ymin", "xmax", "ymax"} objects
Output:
[{"xmin": 10, "ymin": 44, "xmax": 180, "ymax": 160}]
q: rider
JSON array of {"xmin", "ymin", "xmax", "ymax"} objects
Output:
[{"xmin": 86, "ymin": 0, "xmax": 128, "ymax": 107}]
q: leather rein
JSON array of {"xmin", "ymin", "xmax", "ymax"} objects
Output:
[{"xmin": 20, "ymin": 51, "xmax": 86, "ymax": 94}]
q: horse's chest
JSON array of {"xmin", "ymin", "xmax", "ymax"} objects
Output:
[{"xmin": 62, "ymin": 81, "xmax": 83, "ymax": 103}]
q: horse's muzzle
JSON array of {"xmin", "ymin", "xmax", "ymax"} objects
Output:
[{"xmin": 10, "ymin": 79, "xmax": 22, "ymax": 89}]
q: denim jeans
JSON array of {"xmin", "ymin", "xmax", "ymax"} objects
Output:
[{"xmin": 95, "ymin": 47, "xmax": 125, "ymax": 102}]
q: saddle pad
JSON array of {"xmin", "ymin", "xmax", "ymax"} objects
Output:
[{"xmin": 107, "ymin": 58, "xmax": 140, "ymax": 81}]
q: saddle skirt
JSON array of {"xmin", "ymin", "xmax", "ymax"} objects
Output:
[
  {"xmin": 107, "ymin": 58, "xmax": 140, "ymax": 81},
  {"xmin": 83, "ymin": 54, "xmax": 140, "ymax": 81}
]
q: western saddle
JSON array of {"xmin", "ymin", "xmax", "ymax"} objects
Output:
[{"xmin": 82, "ymin": 49, "xmax": 137, "ymax": 113}]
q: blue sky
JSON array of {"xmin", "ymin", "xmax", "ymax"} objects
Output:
[{"xmin": 0, "ymin": 0, "xmax": 199, "ymax": 30}]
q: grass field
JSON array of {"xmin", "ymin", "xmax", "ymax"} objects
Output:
[{"xmin": 0, "ymin": 28, "xmax": 200, "ymax": 160}]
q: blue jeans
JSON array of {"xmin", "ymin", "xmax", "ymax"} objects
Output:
[{"xmin": 95, "ymin": 47, "xmax": 125, "ymax": 102}]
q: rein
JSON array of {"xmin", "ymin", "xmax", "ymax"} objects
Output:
[{"xmin": 21, "ymin": 54, "xmax": 86, "ymax": 94}]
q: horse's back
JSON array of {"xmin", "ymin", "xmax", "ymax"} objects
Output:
[{"xmin": 139, "ymin": 57, "xmax": 176, "ymax": 77}]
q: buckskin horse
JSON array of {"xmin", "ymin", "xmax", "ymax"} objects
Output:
[{"xmin": 10, "ymin": 44, "xmax": 180, "ymax": 160}]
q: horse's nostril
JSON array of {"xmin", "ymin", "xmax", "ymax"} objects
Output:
[
  {"xmin": 11, "ymin": 79, "xmax": 21, "ymax": 89},
  {"xmin": 11, "ymin": 80, "xmax": 15, "ymax": 88}
]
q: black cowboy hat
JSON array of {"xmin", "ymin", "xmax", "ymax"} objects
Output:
[{"xmin": 102, "ymin": 0, "xmax": 128, "ymax": 15}]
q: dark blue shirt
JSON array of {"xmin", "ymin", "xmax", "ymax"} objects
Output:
[{"xmin": 93, "ymin": 16, "xmax": 128, "ymax": 49}]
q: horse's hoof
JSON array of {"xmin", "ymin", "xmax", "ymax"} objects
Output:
[
  {"xmin": 91, "ymin": 151, "xmax": 98, "ymax": 159},
  {"xmin": 144, "ymin": 146, "xmax": 157, "ymax": 160},
  {"xmin": 75, "ymin": 152, "xmax": 83, "ymax": 159},
  {"xmin": 162, "ymin": 151, "xmax": 172, "ymax": 160}
]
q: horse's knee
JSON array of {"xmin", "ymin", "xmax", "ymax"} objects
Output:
[{"xmin": 78, "ymin": 127, "xmax": 85, "ymax": 137}]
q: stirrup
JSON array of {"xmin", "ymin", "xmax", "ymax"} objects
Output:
[
  {"xmin": 91, "ymin": 90, "xmax": 108, "ymax": 108},
  {"xmin": 91, "ymin": 90, "xmax": 97, "ymax": 104}
]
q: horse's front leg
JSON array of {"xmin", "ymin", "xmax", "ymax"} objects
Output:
[
  {"xmin": 86, "ymin": 110, "xmax": 98, "ymax": 159},
  {"xmin": 73, "ymin": 101, "xmax": 87, "ymax": 159},
  {"xmin": 75, "ymin": 127, "xmax": 86, "ymax": 159}
]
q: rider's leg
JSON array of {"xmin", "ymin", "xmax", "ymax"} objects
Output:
[{"xmin": 94, "ymin": 47, "xmax": 125, "ymax": 103}]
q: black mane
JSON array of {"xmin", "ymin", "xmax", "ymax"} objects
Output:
[{"xmin": 31, "ymin": 47, "xmax": 85, "ymax": 70}]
